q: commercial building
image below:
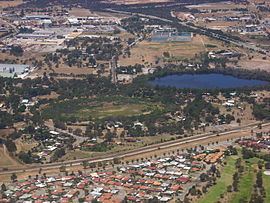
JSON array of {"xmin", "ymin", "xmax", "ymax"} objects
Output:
[
  {"xmin": 0, "ymin": 64, "xmax": 33, "ymax": 78},
  {"xmin": 151, "ymin": 28, "xmax": 193, "ymax": 42}
]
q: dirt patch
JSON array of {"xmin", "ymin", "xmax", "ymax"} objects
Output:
[{"xmin": 36, "ymin": 92, "xmax": 59, "ymax": 100}]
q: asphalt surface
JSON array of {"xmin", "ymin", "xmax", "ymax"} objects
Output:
[{"xmin": 1, "ymin": 121, "xmax": 268, "ymax": 175}]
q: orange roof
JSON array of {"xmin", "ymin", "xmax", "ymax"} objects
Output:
[
  {"xmin": 123, "ymin": 183, "xmax": 132, "ymax": 188},
  {"xmin": 31, "ymin": 195, "xmax": 40, "ymax": 199},
  {"xmin": 171, "ymin": 185, "xmax": 180, "ymax": 188},
  {"xmin": 85, "ymin": 197, "xmax": 94, "ymax": 201},
  {"xmin": 23, "ymin": 189, "xmax": 31, "ymax": 193},
  {"xmin": 137, "ymin": 192, "xmax": 145, "ymax": 197},
  {"xmin": 21, "ymin": 181, "xmax": 31, "ymax": 185},
  {"xmin": 153, "ymin": 181, "xmax": 161, "ymax": 186}
]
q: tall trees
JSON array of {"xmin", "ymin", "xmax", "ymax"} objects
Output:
[
  {"xmin": 10, "ymin": 173, "xmax": 17, "ymax": 182},
  {"xmin": 10, "ymin": 45, "xmax": 24, "ymax": 57},
  {"xmin": 5, "ymin": 140, "xmax": 17, "ymax": 152}
]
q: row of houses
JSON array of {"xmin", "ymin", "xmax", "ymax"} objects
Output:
[
  {"xmin": 1, "ymin": 147, "xmax": 228, "ymax": 202},
  {"xmin": 238, "ymin": 135, "xmax": 270, "ymax": 150}
]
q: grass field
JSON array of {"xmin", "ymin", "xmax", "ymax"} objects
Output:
[
  {"xmin": 42, "ymin": 96, "xmax": 163, "ymax": 120},
  {"xmin": 263, "ymin": 172, "xmax": 270, "ymax": 203},
  {"xmin": 199, "ymin": 155, "xmax": 237, "ymax": 203},
  {"xmin": 231, "ymin": 163, "xmax": 254, "ymax": 203},
  {"xmin": 76, "ymin": 102, "xmax": 153, "ymax": 119}
]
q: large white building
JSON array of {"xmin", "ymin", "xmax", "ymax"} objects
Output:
[{"xmin": 0, "ymin": 64, "xmax": 33, "ymax": 78}]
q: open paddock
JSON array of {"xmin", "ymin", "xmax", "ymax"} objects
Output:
[
  {"xmin": 119, "ymin": 35, "xmax": 224, "ymax": 66},
  {"xmin": 0, "ymin": 0, "xmax": 23, "ymax": 8}
]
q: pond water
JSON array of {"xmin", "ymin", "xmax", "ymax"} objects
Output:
[{"xmin": 149, "ymin": 73, "xmax": 268, "ymax": 89}]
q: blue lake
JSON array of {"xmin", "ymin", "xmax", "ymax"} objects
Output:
[{"xmin": 149, "ymin": 74, "xmax": 268, "ymax": 89}]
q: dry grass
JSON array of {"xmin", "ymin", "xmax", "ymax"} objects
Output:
[
  {"xmin": 69, "ymin": 8, "xmax": 94, "ymax": 17},
  {"xmin": 238, "ymin": 59, "xmax": 270, "ymax": 72},
  {"xmin": 106, "ymin": 0, "xmax": 172, "ymax": 5},
  {"xmin": 0, "ymin": 147, "xmax": 23, "ymax": 170},
  {"xmin": 119, "ymin": 35, "xmax": 223, "ymax": 66},
  {"xmin": 15, "ymin": 139, "xmax": 37, "ymax": 153},
  {"xmin": 0, "ymin": 0, "xmax": 23, "ymax": 8},
  {"xmin": 36, "ymin": 92, "xmax": 59, "ymax": 100},
  {"xmin": 187, "ymin": 2, "xmax": 246, "ymax": 10},
  {"xmin": 197, "ymin": 21, "xmax": 244, "ymax": 29},
  {"xmin": 0, "ymin": 128, "xmax": 14, "ymax": 139}
]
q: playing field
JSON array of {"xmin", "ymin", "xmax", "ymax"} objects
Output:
[{"xmin": 42, "ymin": 96, "xmax": 163, "ymax": 120}]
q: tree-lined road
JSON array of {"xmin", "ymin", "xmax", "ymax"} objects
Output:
[{"xmin": 1, "ymin": 121, "xmax": 269, "ymax": 175}]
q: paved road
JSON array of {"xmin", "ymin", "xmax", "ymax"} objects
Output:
[
  {"xmin": 110, "ymin": 55, "xmax": 117, "ymax": 84},
  {"xmin": 45, "ymin": 124, "xmax": 88, "ymax": 146},
  {"xmin": 1, "ymin": 121, "xmax": 268, "ymax": 175},
  {"xmin": 110, "ymin": 35, "xmax": 143, "ymax": 84}
]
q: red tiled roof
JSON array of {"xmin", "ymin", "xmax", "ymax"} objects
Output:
[
  {"xmin": 60, "ymin": 197, "xmax": 69, "ymax": 203},
  {"xmin": 108, "ymin": 180, "xmax": 115, "ymax": 185},
  {"xmin": 31, "ymin": 195, "xmax": 40, "ymax": 199},
  {"xmin": 176, "ymin": 177, "xmax": 189, "ymax": 184},
  {"xmin": 40, "ymin": 196, "xmax": 49, "ymax": 200},
  {"xmin": 128, "ymin": 196, "xmax": 136, "ymax": 201},
  {"xmin": 77, "ymin": 184, "xmax": 85, "ymax": 189},
  {"xmin": 123, "ymin": 183, "xmax": 132, "ymax": 188},
  {"xmin": 100, "ymin": 179, "xmax": 109, "ymax": 184},
  {"xmin": 23, "ymin": 189, "xmax": 31, "ymax": 193},
  {"xmin": 85, "ymin": 197, "xmax": 94, "ymax": 202},
  {"xmin": 122, "ymin": 177, "xmax": 130, "ymax": 181},
  {"xmin": 114, "ymin": 182, "xmax": 123, "ymax": 186},
  {"xmin": 93, "ymin": 178, "xmax": 99, "ymax": 182},
  {"xmin": 15, "ymin": 192, "xmax": 23, "ymax": 197}
]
